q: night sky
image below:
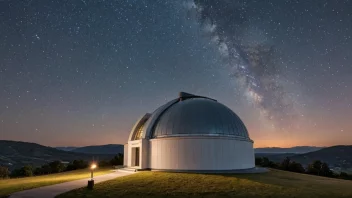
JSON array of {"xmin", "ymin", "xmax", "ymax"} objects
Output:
[{"xmin": 1, "ymin": 0, "xmax": 351, "ymax": 147}]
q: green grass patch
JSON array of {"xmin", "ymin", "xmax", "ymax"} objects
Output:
[
  {"xmin": 58, "ymin": 169, "xmax": 352, "ymax": 198},
  {"xmin": 0, "ymin": 168, "xmax": 113, "ymax": 197}
]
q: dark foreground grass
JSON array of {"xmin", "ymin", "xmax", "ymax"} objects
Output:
[
  {"xmin": 0, "ymin": 168, "xmax": 113, "ymax": 197},
  {"xmin": 57, "ymin": 169, "xmax": 352, "ymax": 198}
]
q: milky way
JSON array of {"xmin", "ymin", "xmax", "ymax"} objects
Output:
[
  {"xmin": 1, "ymin": 0, "xmax": 351, "ymax": 147},
  {"xmin": 186, "ymin": 0, "xmax": 297, "ymax": 129}
]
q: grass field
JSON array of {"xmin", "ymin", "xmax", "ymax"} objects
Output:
[
  {"xmin": 58, "ymin": 169, "xmax": 352, "ymax": 198},
  {"xmin": 0, "ymin": 168, "xmax": 113, "ymax": 198}
]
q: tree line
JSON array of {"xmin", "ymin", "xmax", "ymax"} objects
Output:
[
  {"xmin": 256, "ymin": 157, "xmax": 352, "ymax": 180},
  {"xmin": 0, "ymin": 153, "xmax": 123, "ymax": 179}
]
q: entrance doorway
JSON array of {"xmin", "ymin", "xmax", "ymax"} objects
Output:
[
  {"xmin": 135, "ymin": 147, "xmax": 140, "ymax": 166},
  {"xmin": 131, "ymin": 147, "xmax": 140, "ymax": 167}
]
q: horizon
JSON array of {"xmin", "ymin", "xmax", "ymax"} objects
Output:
[
  {"xmin": 1, "ymin": 138, "xmax": 347, "ymax": 149},
  {"xmin": 1, "ymin": 1, "xmax": 351, "ymax": 147}
]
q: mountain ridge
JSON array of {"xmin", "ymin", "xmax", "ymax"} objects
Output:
[
  {"xmin": 255, "ymin": 146, "xmax": 324, "ymax": 154},
  {"xmin": 68, "ymin": 144, "xmax": 124, "ymax": 154},
  {"xmin": 0, "ymin": 140, "xmax": 114, "ymax": 170},
  {"xmin": 257, "ymin": 145, "xmax": 352, "ymax": 173}
]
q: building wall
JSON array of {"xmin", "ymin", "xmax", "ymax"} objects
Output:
[
  {"xmin": 123, "ymin": 144, "xmax": 128, "ymax": 166},
  {"xmin": 140, "ymin": 139, "xmax": 149, "ymax": 169},
  {"xmin": 148, "ymin": 137, "xmax": 254, "ymax": 170}
]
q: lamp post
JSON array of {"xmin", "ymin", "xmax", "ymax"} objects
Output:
[
  {"xmin": 91, "ymin": 163, "xmax": 97, "ymax": 179},
  {"xmin": 87, "ymin": 163, "xmax": 97, "ymax": 189}
]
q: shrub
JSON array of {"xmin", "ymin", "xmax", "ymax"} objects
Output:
[
  {"xmin": 41, "ymin": 164, "xmax": 52, "ymax": 174},
  {"xmin": 254, "ymin": 157, "xmax": 279, "ymax": 168},
  {"xmin": 261, "ymin": 157, "xmax": 271, "ymax": 167},
  {"xmin": 34, "ymin": 167, "xmax": 44, "ymax": 175},
  {"xmin": 110, "ymin": 153, "xmax": 123, "ymax": 166},
  {"xmin": 11, "ymin": 165, "xmax": 33, "ymax": 177},
  {"xmin": 306, "ymin": 160, "xmax": 333, "ymax": 177},
  {"xmin": 307, "ymin": 160, "xmax": 322, "ymax": 175},
  {"xmin": 255, "ymin": 157, "xmax": 263, "ymax": 166},
  {"xmin": 338, "ymin": 172, "xmax": 352, "ymax": 180},
  {"xmin": 99, "ymin": 160, "xmax": 111, "ymax": 167},
  {"xmin": 280, "ymin": 157, "xmax": 291, "ymax": 171},
  {"xmin": 22, "ymin": 165, "xmax": 33, "ymax": 176},
  {"xmin": 48, "ymin": 161, "xmax": 65, "ymax": 173},
  {"xmin": 320, "ymin": 163, "xmax": 333, "ymax": 177},
  {"xmin": 0, "ymin": 166, "xmax": 10, "ymax": 178},
  {"xmin": 288, "ymin": 161, "xmax": 305, "ymax": 173},
  {"xmin": 340, "ymin": 172, "xmax": 349, "ymax": 178},
  {"xmin": 66, "ymin": 160, "xmax": 88, "ymax": 171}
]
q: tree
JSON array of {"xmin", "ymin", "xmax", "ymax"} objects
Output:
[
  {"xmin": 34, "ymin": 167, "xmax": 44, "ymax": 176},
  {"xmin": 41, "ymin": 164, "xmax": 52, "ymax": 174},
  {"xmin": 255, "ymin": 157, "xmax": 263, "ymax": 166},
  {"xmin": 11, "ymin": 165, "xmax": 33, "ymax": 177},
  {"xmin": 0, "ymin": 166, "xmax": 10, "ymax": 178},
  {"xmin": 99, "ymin": 160, "xmax": 111, "ymax": 167},
  {"xmin": 66, "ymin": 160, "xmax": 88, "ymax": 171},
  {"xmin": 261, "ymin": 157, "xmax": 270, "ymax": 167},
  {"xmin": 10, "ymin": 168, "xmax": 22, "ymax": 177},
  {"xmin": 320, "ymin": 163, "xmax": 333, "ymax": 177},
  {"xmin": 48, "ymin": 161, "xmax": 65, "ymax": 173},
  {"xmin": 110, "ymin": 153, "xmax": 124, "ymax": 166},
  {"xmin": 307, "ymin": 160, "xmax": 323, "ymax": 175},
  {"xmin": 255, "ymin": 157, "xmax": 278, "ymax": 168},
  {"xmin": 268, "ymin": 161, "xmax": 280, "ymax": 169},
  {"xmin": 339, "ymin": 172, "xmax": 351, "ymax": 180},
  {"xmin": 306, "ymin": 160, "xmax": 332, "ymax": 177},
  {"xmin": 288, "ymin": 161, "xmax": 305, "ymax": 173},
  {"xmin": 22, "ymin": 165, "xmax": 34, "ymax": 177},
  {"xmin": 280, "ymin": 157, "xmax": 291, "ymax": 171}
]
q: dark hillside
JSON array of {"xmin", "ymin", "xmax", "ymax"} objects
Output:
[
  {"xmin": 0, "ymin": 140, "xmax": 113, "ymax": 170},
  {"xmin": 71, "ymin": 144, "xmax": 123, "ymax": 155}
]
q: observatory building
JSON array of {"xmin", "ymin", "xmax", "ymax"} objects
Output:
[{"xmin": 123, "ymin": 92, "xmax": 255, "ymax": 172}]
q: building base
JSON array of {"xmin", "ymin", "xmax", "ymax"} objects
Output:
[{"xmin": 150, "ymin": 167, "xmax": 269, "ymax": 174}]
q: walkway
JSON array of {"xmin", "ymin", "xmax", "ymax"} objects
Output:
[{"xmin": 9, "ymin": 170, "xmax": 134, "ymax": 198}]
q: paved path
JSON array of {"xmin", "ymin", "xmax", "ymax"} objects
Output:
[{"xmin": 9, "ymin": 170, "xmax": 134, "ymax": 198}]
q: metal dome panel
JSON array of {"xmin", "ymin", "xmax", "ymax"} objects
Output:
[{"xmin": 150, "ymin": 98, "xmax": 250, "ymax": 140}]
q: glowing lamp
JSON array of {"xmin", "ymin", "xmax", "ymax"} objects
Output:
[
  {"xmin": 91, "ymin": 163, "xmax": 97, "ymax": 170},
  {"xmin": 88, "ymin": 163, "xmax": 97, "ymax": 189}
]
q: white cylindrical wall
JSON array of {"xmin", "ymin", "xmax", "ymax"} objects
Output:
[
  {"xmin": 123, "ymin": 144, "xmax": 128, "ymax": 166},
  {"xmin": 148, "ymin": 137, "xmax": 254, "ymax": 170}
]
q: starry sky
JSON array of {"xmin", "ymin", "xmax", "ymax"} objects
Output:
[{"xmin": 1, "ymin": 0, "xmax": 351, "ymax": 148}]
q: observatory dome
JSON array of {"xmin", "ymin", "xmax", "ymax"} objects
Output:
[
  {"xmin": 151, "ymin": 96, "xmax": 250, "ymax": 140},
  {"xmin": 124, "ymin": 92, "xmax": 255, "ymax": 172}
]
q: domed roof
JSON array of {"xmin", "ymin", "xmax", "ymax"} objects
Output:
[{"xmin": 140, "ymin": 92, "xmax": 251, "ymax": 141}]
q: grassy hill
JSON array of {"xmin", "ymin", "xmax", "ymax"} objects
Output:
[
  {"xmin": 0, "ymin": 168, "xmax": 113, "ymax": 198},
  {"xmin": 70, "ymin": 144, "xmax": 123, "ymax": 155},
  {"xmin": 58, "ymin": 169, "xmax": 352, "ymax": 198},
  {"xmin": 0, "ymin": 140, "xmax": 114, "ymax": 171}
]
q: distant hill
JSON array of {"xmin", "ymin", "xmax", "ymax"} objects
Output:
[
  {"xmin": 70, "ymin": 144, "xmax": 124, "ymax": 155},
  {"xmin": 0, "ymin": 140, "xmax": 114, "ymax": 171},
  {"xmin": 255, "ymin": 153, "xmax": 298, "ymax": 163},
  {"xmin": 289, "ymin": 145, "xmax": 352, "ymax": 172},
  {"xmin": 55, "ymin": 147, "xmax": 78, "ymax": 152},
  {"xmin": 255, "ymin": 146, "xmax": 324, "ymax": 154},
  {"xmin": 258, "ymin": 145, "xmax": 352, "ymax": 173}
]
